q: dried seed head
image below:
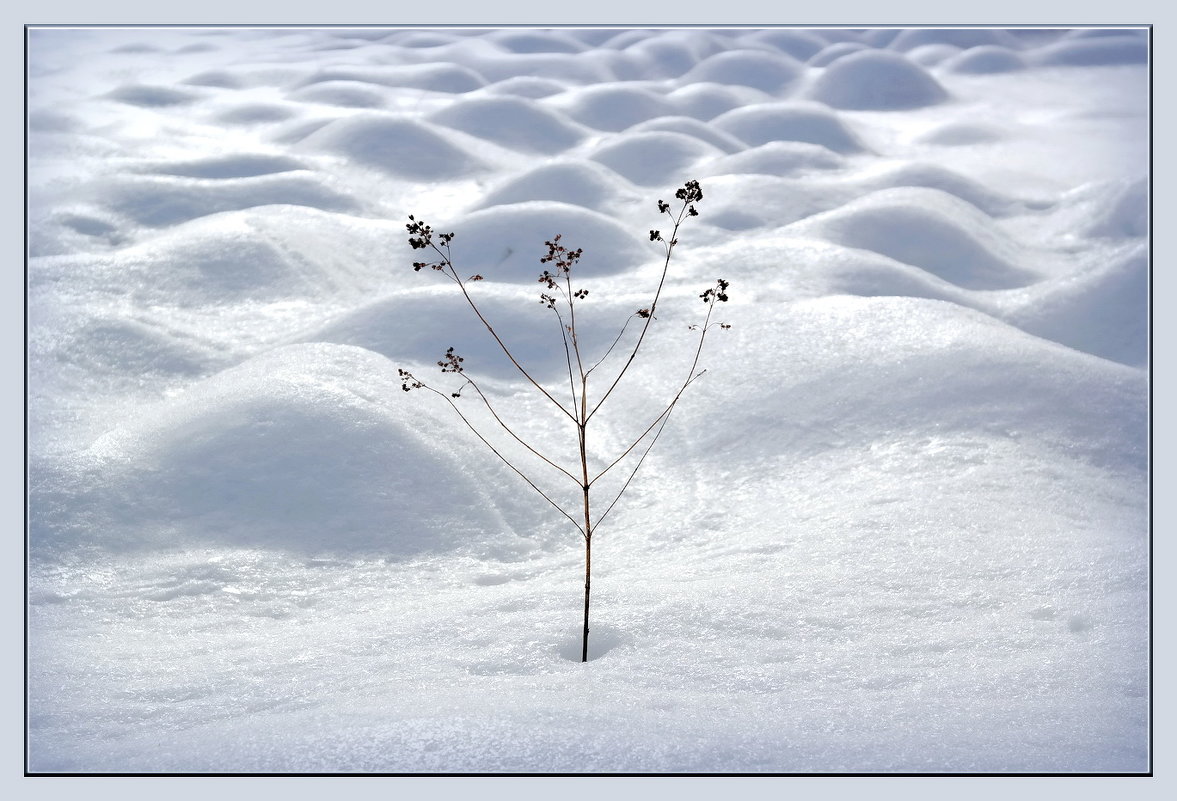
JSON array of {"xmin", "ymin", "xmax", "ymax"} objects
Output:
[
  {"xmin": 439, "ymin": 347, "xmax": 465, "ymax": 374},
  {"xmin": 398, "ymin": 368, "xmax": 424, "ymax": 392},
  {"xmin": 674, "ymin": 179, "xmax": 703, "ymax": 204}
]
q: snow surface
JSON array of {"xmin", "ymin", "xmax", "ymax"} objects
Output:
[{"xmin": 26, "ymin": 27, "xmax": 1149, "ymax": 774}]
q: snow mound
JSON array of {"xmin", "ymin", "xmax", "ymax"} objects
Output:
[
  {"xmin": 737, "ymin": 29, "xmax": 828, "ymax": 61},
  {"xmin": 792, "ymin": 187, "xmax": 1039, "ymax": 289},
  {"xmin": 27, "ymin": 109, "xmax": 81, "ymax": 134},
  {"xmin": 807, "ymin": 42, "xmax": 871, "ymax": 67},
  {"xmin": 1004, "ymin": 245, "xmax": 1148, "ymax": 367},
  {"xmin": 474, "ymin": 161, "xmax": 628, "ymax": 213},
  {"xmin": 680, "ymin": 49, "xmax": 805, "ymax": 94},
  {"xmin": 595, "ymin": 30, "xmax": 652, "ymax": 48},
  {"xmin": 887, "ymin": 29, "xmax": 1025, "ymax": 53},
  {"xmin": 464, "ymin": 51, "xmax": 616, "ymax": 85},
  {"xmin": 139, "ymin": 153, "xmax": 307, "ymax": 179},
  {"xmin": 916, "ymin": 121, "xmax": 1006, "ymax": 146},
  {"xmin": 428, "ymin": 95, "xmax": 587, "ymax": 154},
  {"xmin": 699, "ymin": 234, "xmax": 968, "ymax": 302},
  {"xmin": 305, "ymin": 287, "xmax": 615, "ymax": 381},
  {"xmin": 625, "ymin": 116, "xmax": 747, "ymax": 154},
  {"xmin": 856, "ymin": 29, "xmax": 902, "ymax": 47},
  {"xmin": 858, "ymin": 162, "xmax": 1034, "ymax": 217},
  {"xmin": 558, "ymin": 84, "xmax": 678, "ymax": 131},
  {"xmin": 296, "ymin": 114, "xmax": 486, "ymax": 179},
  {"xmin": 1081, "ymin": 178, "xmax": 1149, "ymax": 238},
  {"xmin": 62, "ymin": 344, "xmax": 509, "ymax": 555},
  {"xmin": 105, "ymin": 83, "xmax": 202, "ymax": 107},
  {"xmin": 480, "ymin": 75, "xmax": 567, "ymax": 98},
  {"xmin": 682, "ymin": 296, "xmax": 1146, "ymax": 471},
  {"xmin": 183, "ymin": 69, "xmax": 245, "ymax": 88},
  {"xmin": 1028, "ymin": 35, "xmax": 1148, "ymax": 67},
  {"xmin": 1062, "ymin": 28, "xmax": 1148, "ymax": 41},
  {"xmin": 53, "ymin": 206, "xmax": 397, "ymax": 306},
  {"xmin": 701, "ymin": 141, "xmax": 844, "ymax": 178},
  {"xmin": 703, "ymin": 208, "xmax": 767, "ymax": 231},
  {"xmin": 808, "ymin": 51, "xmax": 949, "ymax": 110},
  {"xmin": 619, "ymin": 33, "xmax": 712, "ymax": 79},
  {"xmin": 678, "ymin": 174, "xmax": 834, "ymax": 232},
  {"xmin": 905, "ymin": 44, "xmax": 964, "ymax": 67},
  {"xmin": 385, "ymin": 30, "xmax": 466, "ymax": 48},
  {"xmin": 588, "ymin": 131, "xmax": 724, "ymax": 186},
  {"xmin": 802, "ymin": 240, "xmax": 971, "ymax": 302},
  {"xmin": 711, "ymin": 102, "xmax": 867, "ymax": 153},
  {"xmin": 213, "ymin": 102, "xmax": 298, "ymax": 125},
  {"xmin": 56, "ymin": 317, "xmax": 214, "ymax": 378},
  {"xmin": 484, "ymin": 29, "xmax": 587, "ymax": 54},
  {"xmin": 436, "ymin": 202, "xmax": 651, "ymax": 281},
  {"xmin": 296, "ymin": 64, "xmax": 487, "ymax": 93},
  {"xmin": 666, "ymin": 81, "xmax": 770, "ymax": 120},
  {"xmin": 288, "ymin": 81, "xmax": 389, "ymax": 109},
  {"xmin": 942, "ymin": 46, "xmax": 1029, "ymax": 74},
  {"xmin": 46, "ymin": 208, "xmax": 124, "ymax": 250},
  {"xmin": 97, "ymin": 172, "xmax": 358, "ymax": 227}
]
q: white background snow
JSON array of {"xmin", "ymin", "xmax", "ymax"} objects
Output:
[{"xmin": 22, "ymin": 18, "xmax": 1154, "ymax": 778}]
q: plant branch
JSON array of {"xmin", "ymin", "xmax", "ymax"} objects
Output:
[
  {"xmin": 418, "ymin": 381, "xmax": 585, "ymax": 537},
  {"xmin": 589, "ymin": 368, "xmax": 706, "ymax": 487},
  {"xmin": 418, "ymin": 234, "xmax": 578, "ymax": 424},
  {"xmin": 546, "ymin": 298, "xmax": 580, "ymax": 418},
  {"xmin": 458, "ymin": 374, "xmax": 583, "ymax": 487},
  {"xmin": 590, "ymin": 286, "xmax": 725, "ymax": 530},
  {"xmin": 586, "ymin": 193, "xmax": 697, "ymax": 423},
  {"xmin": 585, "ymin": 313, "xmax": 639, "ymax": 379},
  {"xmin": 565, "ymin": 272, "xmax": 587, "ymax": 386}
]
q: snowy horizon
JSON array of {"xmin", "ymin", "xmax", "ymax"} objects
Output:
[{"xmin": 26, "ymin": 26, "xmax": 1149, "ymax": 774}]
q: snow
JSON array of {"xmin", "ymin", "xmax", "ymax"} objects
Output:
[
  {"xmin": 807, "ymin": 50, "xmax": 949, "ymax": 110},
  {"xmin": 25, "ymin": 25, "xmax": 1149, "ymax": 775}
]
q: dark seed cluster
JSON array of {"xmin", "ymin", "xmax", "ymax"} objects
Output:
[
  {"xmin": 439, "ymin": 346, "xmax": 465, "ymax": 374},
  {"xmin": 656, "ymin": 180, "xmax": 702, "ymax": 221},
  {"xmin": 537, "ymin": 234, "xmax": 588, "ymax": 305},
  {"xmin": 401, "ymin": 179, "xmax": 726, "ymax": 421},
  {"xmin": 406, "ymin": 215, "xmax": 454, "ymax": 272},
  {"xmin": 700, "ymin": 278, "xmax": 730, "ymax": 304},
  {"xmin": 675, "ymin": 179, "xmax": 703, "ymax": 204},
  {"xmin": 397, "ymin": 368, "xmax": 423, "ymax": 392},
  {"xmin": 539, "ymin": 234, "xmax": 582, "ymax": 277}
]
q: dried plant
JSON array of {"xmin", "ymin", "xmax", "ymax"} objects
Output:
[{"xmin": 400, "ymin": 180, "xmax": 729, "ymax": 662}]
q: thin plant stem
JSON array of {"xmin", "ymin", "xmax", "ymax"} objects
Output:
[
  {"xmin": 421, "ymin": 383, "xmax": 584, "ymax": 536},
  {"xmin": 459, "ymin": 375, "xmax": 582, "ymax": 487},
  {"xmin": 425, "ymin": 237, "xmax": 578, "ymax": 423},
  {"xmin": 550, "ymin": 301, "xmax": 580, "ymax": 424},
  {"xmin": 586, "ymin": 200, "xmax": 692, "ymax": 423},
  {"xmin": 585, "ymin": 313, "xmax": 639, "ymax": 379},
  {"xmin": 592, "ymin": 296, "xmax": 723, "ymax": 530},
  {"xmin": 590, "ymin": 368, "xmax": 705, "ymax": 487}
]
